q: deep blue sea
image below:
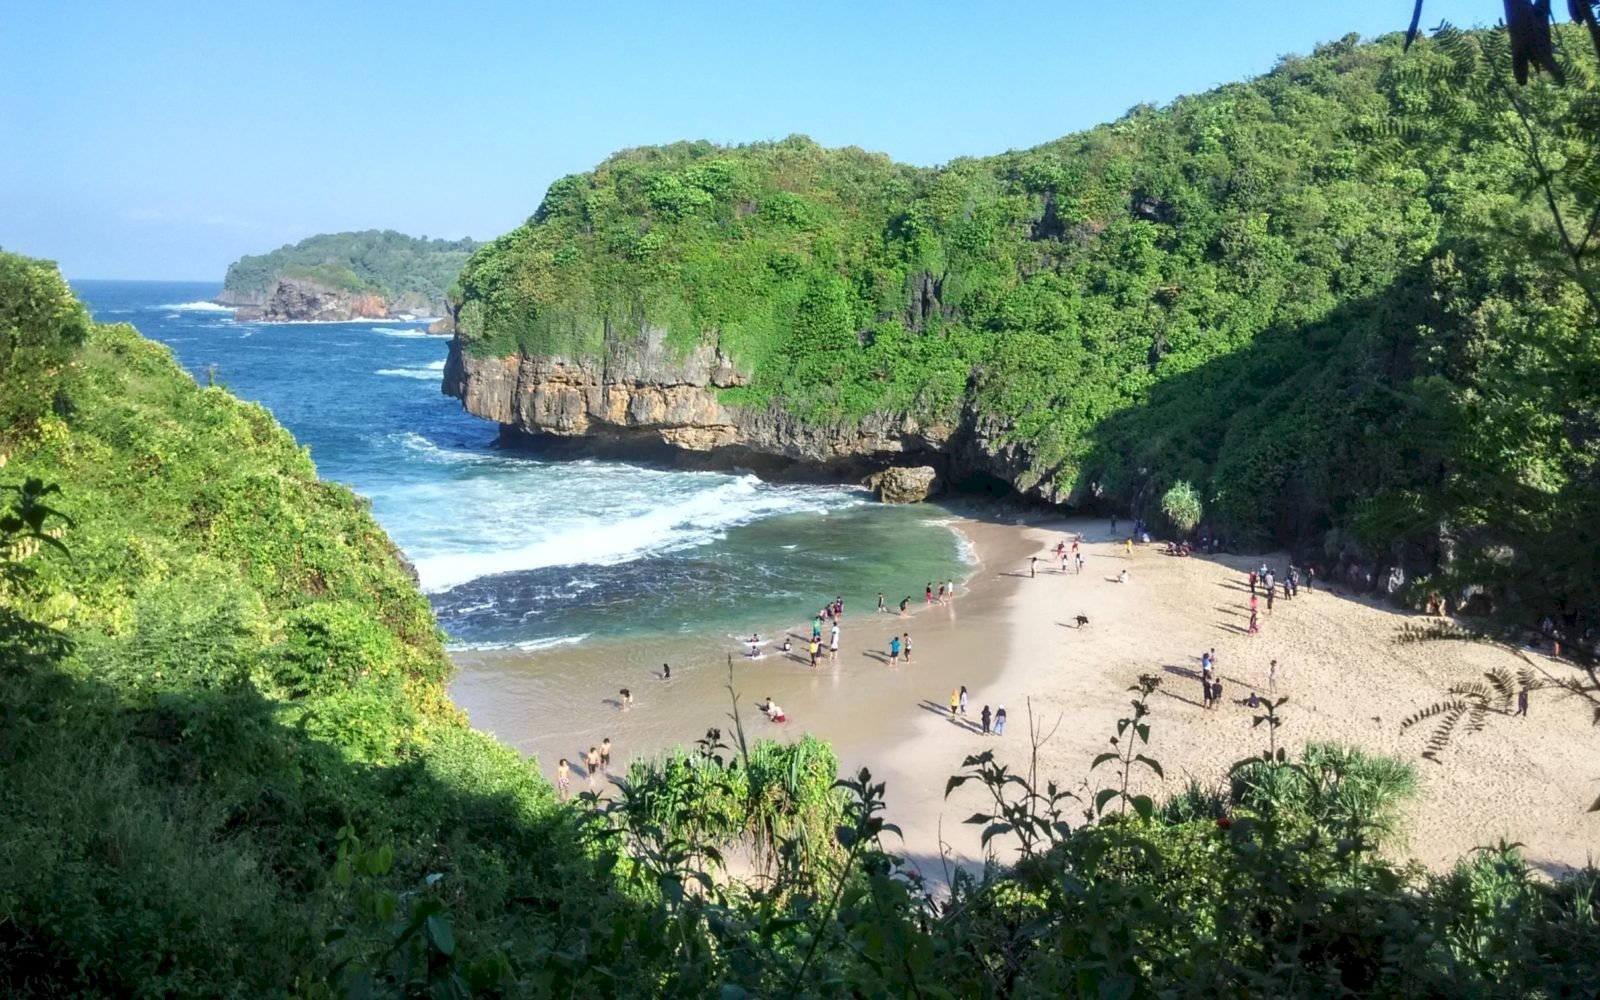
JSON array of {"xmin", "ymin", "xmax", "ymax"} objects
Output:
[{"xmin": 72, "ymin": 280, "xmax": 968, "ymax": 651}]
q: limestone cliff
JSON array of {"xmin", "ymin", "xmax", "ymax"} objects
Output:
[
  {"xmin": 442, "ymin": 323, "xmax": 1043, "ymax": 498},
  {"xmin": 221, "ymin": 278, "xmax": 390, "ymax": 322}
]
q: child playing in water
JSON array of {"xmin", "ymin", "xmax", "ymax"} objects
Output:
[{"xmin": 556, "ymin": 758, "xmax": 571, "ymax": 800}]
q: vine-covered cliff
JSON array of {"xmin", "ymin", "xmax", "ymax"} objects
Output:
[{"xmin": 446, "ymin": 30, "xmax": 1593, "ymax": 577}]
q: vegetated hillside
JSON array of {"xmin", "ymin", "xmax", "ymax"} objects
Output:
[
  {"xmin": 221, "ymin": 229, "xmax": 478, "ymax": 316},
  {"xmin": 3, "ymin": 256, "xmax": 1599, "ymax": 992},
  {"xmin": 450, "ymin": 29, "xmax": 1595, "ymax": 595}
]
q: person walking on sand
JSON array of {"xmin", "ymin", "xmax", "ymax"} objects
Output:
[
  {"xmin": 994, "ymin": 705, "xmax": 1007, "ymax": 736},
  {"xmin": 808, "ymin": 636, "xmax": 820, "ymax": 667},
  {"xmin": 1265, "ymin": 586, "xmax": 1275, "ymax": 614},
  {"xmin": 888, "ymin": 634, "xmax": 901, "ymax": 666},
  {"xmin": 902, "ymin": 632, "xmax": 912, "ymax": 663},
  {"xmin": 585, "ymin": 747, "xmax": 600, "ymax": 789},
  {"xmin": 949, "ymin": 688, "xmax": 960, "ymax": 717},
  {"xmin": 1030, "ymin": 556, "xmax": 1037, "ymax": 578},
  {"xmin": 556, "ymin": 758, "xmax": 571, "ymax": 800},
  {"xmin": 1202, "ymin": 676, "xmax": 1212, "ymax": 708},
  {"xmin": 830, "ymin": 622, "xmax": 840, "ymax": 663},
  {"xmin": 1268, "ymin": 659, "xmax": 1278, "ymax": 693},
  {"xmin": 1125, "ymin": 538, "xmax": 1133, "ymax": 559},
  {"xmin": 1200, "ymin": 648, "xmax": 1213, "ymax": 679},
  {"xmin": 1212, "ymin": 678, "xmax": 1225, "ymax": 707},
  {"xmin": 1249, "ymin": 569, "xmax": 1258, "ymax": 595},
  {"xmin": 959, "ymin": 685, "xmax": 969, "ymax": 716},
  {"xmin": 600, "ymin": 737, "xmax": 612, "ymax": 770},
  {"xmin": 1516, "ymin": 688, "xmax": 1529, "ymax": 717},
  {"xmin": 877, "ymin": 591, "xmax": 887, "ymax": 614},
  {"xmin": 937, "ymin": 581, "xmax": 946, "ymax": 604},
  {"xmin": 662, "ymin": 663, "xmax": 671, "ymax": 680},
  {"xmin": 981, "ymin": 704, "xmax": 992, "ymax": 735},
  {"xmin": 1075, "ymin": 552, "xmax": 1084, "ymax": 574},
  {"xmin": 1247, "ymin": 609, "xmax": 1259, "ymax": 635}
]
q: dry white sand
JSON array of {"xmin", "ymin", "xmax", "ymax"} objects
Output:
[
  {"xmin": 871, "ymin": 519, "xmax": 1600, "ymax": 882},
  {"xmin": 450, "ymin": 514, "xmax": 1599, "ymax": 883}
]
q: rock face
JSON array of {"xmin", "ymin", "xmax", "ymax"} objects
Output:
[
  {"xmin": 866, "ymin": 466, "xmax": 942, "ymax": 503},
  {"xmin": 443, "ymin": 323, "xmax": 971, "ymax": 490},
  {"xmin": 220, "ymin": 279, "xmax": 444, "ymax": 325}
]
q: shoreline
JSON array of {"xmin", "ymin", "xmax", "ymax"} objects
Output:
[{"xmin": 449, "ymin": 513, "xmax": 1600, "ymax": 881}]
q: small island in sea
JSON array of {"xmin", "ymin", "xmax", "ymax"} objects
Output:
[{"xmin": 215, "ymin": 229, "xmax": 478, "ymax": 328}]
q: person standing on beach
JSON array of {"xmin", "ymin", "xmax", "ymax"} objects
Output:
[
  {"xmin": 959, "ymin": 685, "xmax": 969, "ymax": 716},
  {"xmin": 557, "ymin": 758, "xmax": 571, "ymax": 800},
  {"xmin": 808, "ymin": 637, "xmax": 820, "ymax": 668},
  {"xmin": 620, "ymin": 688, "xmax": 632, "ymax": 710},
  {"xmin": 877, "ymin": 592, "xmax": 887, "ymax": 613},
  {"xmin": 1247, "ymin": 609, "xmax": 1259, "ymax": 635},
  {"xmin": 981, "ymin": 704, "xmax": 992, "ymax": 734},
  {"xmin": 1202, "ymin": 677, "xmax": 1212, "ymax": 708},
  {"xmin": 1307, "ymin": 566, "xmax": 1316, "ymax": 591},
  {"xmin": 902, "ymin": 632, "xmax": 912, "ymax": 663},
  {"xmin": 1517, "ymin": 689, "xmax": 1529, "ymax": 717},
  {"xmin": 1249, "ymin": 570, "xmax": 1258, "ymax": 595},
  {"xmin": 949, "ymin": 688, "xmax": 960, "ymax": 716},
  {"xmin": 1268, "ymin": 659, "xmax": 1278, "ymax": 693},
  {"xmin": 1265, "ymin": 586, "xmax": 1274, "ymax": 613},
  {"xmin": 662, "ymin": 663, "xmax": 671, "ymax": 680},
  {"xmin": 585, "ymin": 747, "xmax": 600, "ymax": 789},
  {"xmin": 946, "ymin": 578, "xmax": 956, "ymax": 601},
  {"xmin": 1075, "ymin": 552, "xmax": 1084, "ymax": 574},
  {"xmin": 994, "ymin": 705, "xmax": 1007, "ymax": 736},
  {"xmin": 889, "ymin": 634, "xmax": 901, "ymax": 666},
  {"xmin": 1213, "ymin": 678, "xmax": 1225, "ymax": 707},
  {"xmin": 600, "ymin": 737, "xmax": 612, "ymax": 770},
  {"xmin": 926, "ymin": 582, "xmax": 934, "ymax": 604},
  {"xmin": 1030, "ymin": 556, "xmax": 1037, "ymax": 578},
  {"xmin": 830, "ymin": 622, "xmax": 840, "ymax": 663}
]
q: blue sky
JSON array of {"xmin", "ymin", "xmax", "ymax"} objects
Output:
[{"xmin": 0, "ymin": 0, "xmax": 1488, "ymax": 279}]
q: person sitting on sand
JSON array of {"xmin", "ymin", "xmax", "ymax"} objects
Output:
[
  {"xmin": 761, "ymin": 698, "xmax": 786, "ymax": 723},
  {"xmin": 1247, "ymin": 691, "xmax": 1260, "ymax": 709},
  {"xmin": 780, "ymin": 637, "xmax": 792, "ymax": 653},
  {"xmin": 1118, "ymin": 568, "xmax": 1129, "ymax": 584}
]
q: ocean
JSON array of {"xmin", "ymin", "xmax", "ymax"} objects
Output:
[{"xmin": 70, "ymin": 280, "xmax": 970, "ymax": 655}]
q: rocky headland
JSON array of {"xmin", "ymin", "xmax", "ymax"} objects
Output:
[{"xmin": 217, "ymin": 277, "xmax": 434, "ymax": 324}]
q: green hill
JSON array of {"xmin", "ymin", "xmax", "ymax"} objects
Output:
[
  {"xmin": 451, "ymin": 29, "xmax": 1597, "ymax": 630},
  {"xmin": 221, "ymin": 229, "xmax": 479, "ymax": 317}
]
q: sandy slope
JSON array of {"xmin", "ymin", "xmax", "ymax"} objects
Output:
[{"xmin": 870, "ymin": 519, "xmax": 1599, "ymax": 881}]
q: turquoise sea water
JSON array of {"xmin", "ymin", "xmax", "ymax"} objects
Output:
[{"xmin": 72, "ymin": 280, "xmax": 969, "ymax": 650}]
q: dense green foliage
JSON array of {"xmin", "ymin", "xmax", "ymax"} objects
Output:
[
  {"xmin": 223, "ymin": 230, "xmax": 479, "ymax": 313},
  {"xmin": 455, "ymin": 29, "xmax": 1598, "ymax": 642}
]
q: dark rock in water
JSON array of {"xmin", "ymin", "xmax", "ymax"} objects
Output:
[
  {"xmin": 229, "ymin": 277, "xmax": 390, "ymax": 323},
  {"xmin": 866, "ymin": 466, "xmax": 942, "ymax": 504}
]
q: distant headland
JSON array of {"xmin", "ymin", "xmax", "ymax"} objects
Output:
[{"xmin": 215, "ymin": 229, "xmax": 478, "ymax": 330}]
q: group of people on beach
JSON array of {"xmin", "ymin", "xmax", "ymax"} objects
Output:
[
  {"xmin": 949, "ymin": 684, "xmax": 1007, "ymax": 736},
  {"xmin": 1243, "ymin": 562, "xmax": 1309, "ymax": 636},
  {"xmin": 554, "ymin": 737, "xmax": 613, "ymax": 801}
]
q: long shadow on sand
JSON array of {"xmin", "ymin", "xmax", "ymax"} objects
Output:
[{"xmin": 917, "ymin": 699, "xmax": 981, "ymax": 733}]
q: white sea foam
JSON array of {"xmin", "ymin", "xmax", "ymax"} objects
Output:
[
  {"xmin": 413, "ymin": 473, "xmax": 860, "ymax": 592},
  {"xmin": 157, "ymin": 300, "xmax": 233, "ymax": 313},
  {"xmin": 373, "ymin": 327, "xmax": 432, "ymax": 338},
  {"xmin": 375, "ymin": 362, "xmax": 445, "ymax": 380},
  {"xmin": 445, "ymin": 633, "xmax": 589, "ymax": 653}
]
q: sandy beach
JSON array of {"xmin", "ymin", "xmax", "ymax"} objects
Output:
[{"xmin": 450, "ymin": 512, "xmax": 1599, "ymax": 880}]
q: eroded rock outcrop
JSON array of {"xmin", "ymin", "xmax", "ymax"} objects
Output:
[
  {"xmin": 228, "ymin": 278, "xmax": 390, "ymax": 323},
  {"xmin": 443, "ymin": 323, "xmax": 959, "ymax": 488},
  {"xmin": 866, "ymin": 466, "xmax": 943, "ymax": 503}
]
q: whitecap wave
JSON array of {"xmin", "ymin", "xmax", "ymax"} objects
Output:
[
  {"xmin": 157, "ymin": 300, "xmax": 233, "ymax": 313},
  {"xmin": 413, "ymin": 474, "xmax": 860, "ymax": 592},
  {"xmin": 373, "ymin": 327, "xmax": 432, "ymax": 338},
  {"xmin": 375, "ymin": 363, "xmax": 445, "ymax": 380},
  {"xmin": 445, "ymin": 633, "xmax": 589, "ymax": 652}
]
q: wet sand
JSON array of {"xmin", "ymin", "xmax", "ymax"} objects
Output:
[{"xmin": 451, "ymin": 514, "xmax": 1600, "ymax": 882}]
